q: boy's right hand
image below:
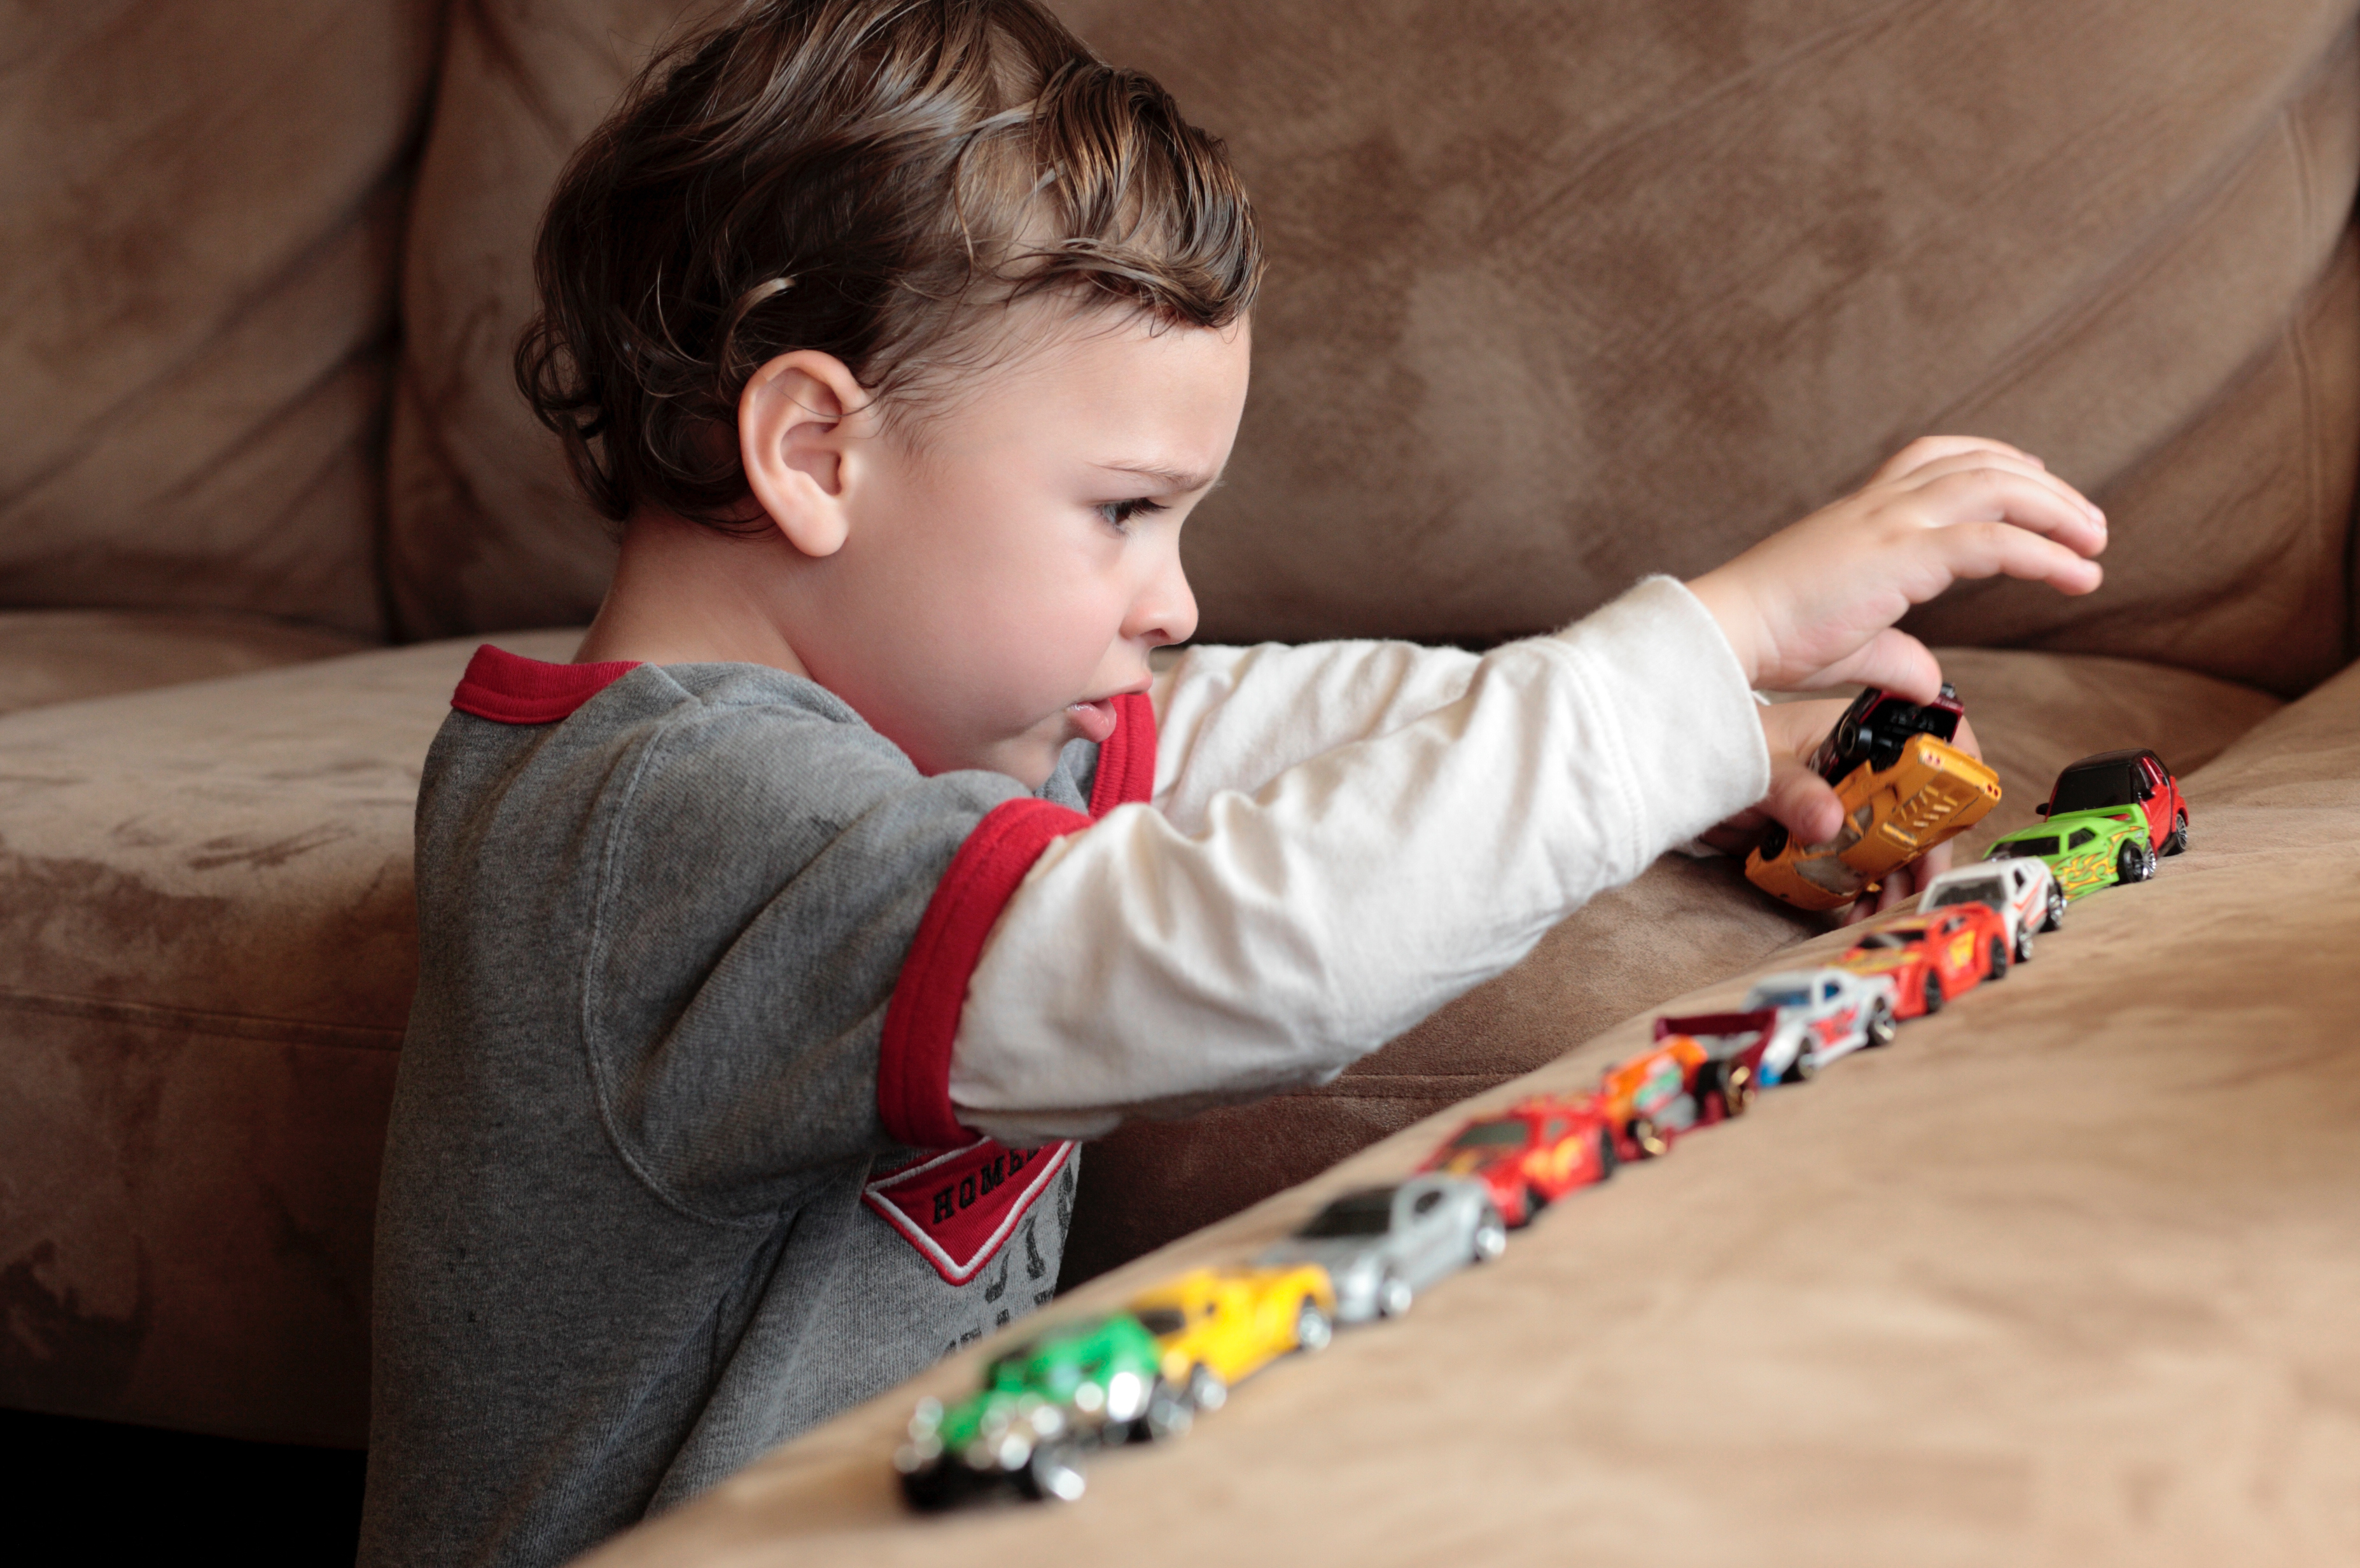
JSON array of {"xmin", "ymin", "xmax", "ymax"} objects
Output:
[{"xmin": 1686, "ymin": 436, "xmax": 2106, "ymax": 704}]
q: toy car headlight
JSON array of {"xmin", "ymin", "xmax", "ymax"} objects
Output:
[{"xmin": 1103, "ymin": 1370, "xmax": 1147, "ymax": 1422}]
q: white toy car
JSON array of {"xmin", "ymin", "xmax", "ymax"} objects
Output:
[
  {"xmin": 1919, "ymin": 857, "xmax": 2060, "ymax": 963},
  {"xmin": 1658, "ymin": 968, "xmax": 1898, "ymax": 1086}
]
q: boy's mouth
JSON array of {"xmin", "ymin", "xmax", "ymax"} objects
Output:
[{"xmin": 1066, "ymin": 698, "xmax": 1120, "ymax": 744}]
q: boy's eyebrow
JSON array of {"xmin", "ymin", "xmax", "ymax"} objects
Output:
[{"xmin": 1094, "ymin": 460, "xmax": 1224, "ymax": 492}]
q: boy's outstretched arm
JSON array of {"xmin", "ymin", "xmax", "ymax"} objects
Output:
[{"xmin": 928, "ymin": 436, "xmax": 2105, "ymax": 1146}]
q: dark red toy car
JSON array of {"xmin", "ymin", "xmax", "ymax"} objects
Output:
[
  {"xmin": 2034, "ymin": 748, "xmax": 2188, "ymax": 857},
  {"xmin": 1420, "ymin": 1093, "xmax": 1617, "ymax": 1227},
  {"xmin": 1836, "ymin": 903, "xmax": 2009, "ymax": 1018}
]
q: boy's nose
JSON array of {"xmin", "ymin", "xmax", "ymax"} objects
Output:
[{"xmin": 1128, "ymin": 555, "xmax": 1199, "ymax": 649}]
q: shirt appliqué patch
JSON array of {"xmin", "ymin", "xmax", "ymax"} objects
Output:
[{"xmin": 863, "ymin": 1138, "xmax": 1075, "ymax": 1285}]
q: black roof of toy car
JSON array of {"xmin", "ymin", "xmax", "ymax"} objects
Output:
[{"xmin": 1809, "ymin": 683, "xmax": 1965, "ymax": 783}]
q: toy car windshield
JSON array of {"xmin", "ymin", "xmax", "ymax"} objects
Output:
[
  {"xmin": 1992, "ymin": 835, "xmax": 2061, "ymax": 857},
  {"xmin": 1754, "ymin": 987, "xmax": 1810, "ymax": 1007},
  {"xmin": 1810, "ymin": 683, "xmax": 1964, "ymax": 783},
  {"xmin": 1131, "ymin": 1308, "xmax": 1186, "ymax": 1336},
  {"xmin": 1446, "ymin": 1121, "xmax": 1531, "ymax": 1149},
  {"xmin": 1926, "ymin": 877, "xmax": 2007, "ymax": 908},
  {"xmin": 1853, "ymin": 930, "xmax": 1920, "ymax": 950},
  {"xmin": 2048, "ymin": 761, "xmax": 2142, "ymax": 813},
  {"xmin": 1297, "ymin": 1193, "xmax": 1395, "ymax": 1237}
]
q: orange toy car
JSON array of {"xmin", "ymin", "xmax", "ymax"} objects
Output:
[
  {"xmin": 1838, "ymin": 903, "xmax": 2011, "ymax": 1018},
  {"xmin": 1596, "ymin": 1036, "xmax": 1750, "ymax": 1160},
  {"xmin": 1747, "ymin": 685, "xmax": 2001, "ymax": 912},
  {"xmin": 1420, "ymin": 1094, "xmax": 1617, "ymax": 1226}
]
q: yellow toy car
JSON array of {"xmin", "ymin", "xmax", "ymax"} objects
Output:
[
  {"xmin": 1128, "ymin": 1265, "xmax": 1337, "ymax": 1412},
  {"xmin": 1747, "ymin": 684, "xmax": 2000, "ymax": 912}
]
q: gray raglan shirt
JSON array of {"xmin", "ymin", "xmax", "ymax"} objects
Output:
[{"xmin": 358, "ymin": 655, "xmax": 1115, "ymax": 1568}]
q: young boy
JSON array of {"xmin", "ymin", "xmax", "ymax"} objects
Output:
[{"xmin": 359, "ymin": 1, "xmax": 2106, "ymax": 1562}]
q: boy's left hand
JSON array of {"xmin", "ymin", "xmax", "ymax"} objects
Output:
[{"xmin": 1695, "ymin": 696, "xmax": 1981, "ymax": 924}]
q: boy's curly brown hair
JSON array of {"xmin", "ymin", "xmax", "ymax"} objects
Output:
[{"xmin": 516, "ymin": 0, "xmax": 1264, "ymax": 532}]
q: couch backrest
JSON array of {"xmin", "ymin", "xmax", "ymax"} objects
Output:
[
  {"xmin": 391, "ymin": 2, "xmax": 2360, "ymax": 693},
  {"xmin": 0, "ymin": 0, "xmax": 444, "ymax": 639}
]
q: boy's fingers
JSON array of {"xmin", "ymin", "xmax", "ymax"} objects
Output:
[
  {"xmin": 1890, "ymin": 452, "xmax": 2104, "ymax": 538},
  {"xmin": 1759, "ymin": 753, "xmax": 1845, "ymax": 845},
  {"xmin": 1908, "ymin": 466, "xmax": 2107, "ymax": 557},
  {"xmin": 1871, "ymin": 435, "xmax": 2046, "ymax": 485},
  {"xmin": 1930, "ymin": 518, "xmax": 2105, "ymax": 596}
]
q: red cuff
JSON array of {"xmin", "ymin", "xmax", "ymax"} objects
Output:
[
  {"xmin": 1088, "ymin": 690, "xmax": 1158, "ymax": 817},
  {"xmin": 877, "ymin": 798, "xmax": 1091, "ymax": 1148},
  {"xmin": 452, "ymin": 645, "xmax": 642, "ymax": 725}
]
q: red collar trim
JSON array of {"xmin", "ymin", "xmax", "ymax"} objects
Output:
[
  {"xmin": 450, "ymin": 645, "xmax": 643, "ymax": 725},
  {"xmin": 1088, "ymin": 691, "xmax": 1157, "ymax": 816}
]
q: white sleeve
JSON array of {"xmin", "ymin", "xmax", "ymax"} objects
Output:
[
  {"xmin": 1147, "ymin": 639, "xmax": 1485, "ymax": 828},
  {"xmin": 947, "ymin": 576, "xmax": 1772, "ymax": 1144}
]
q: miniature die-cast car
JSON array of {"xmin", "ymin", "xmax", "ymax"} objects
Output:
[
  {"xmin": 1984, "ymin": 749, "xmax": 2186, "ymax": 897},
  {"xmin": 1662, "ymin": 966, "xmax": 1901, "ymax": 1086},
  {"xmin": 1920, "ymin": 857, "xmax": 2060, "ymax": 960},
  {"xmin": 1596, "ymin": 1033, "xmax": 1750, "ymax": 1158},
  {"xmin": 1128, "ymin": 1265, "xmax": 1337, "ymax": 1412},
  {"xmin": 1747, "ymin": 685, "xmax": 2003, "ymax": 912},
  {"xmin": 1419, "ymin": 1093, "xmax": 1617, "ymax": 1226},
  {"xmin": 1838, "ymin": 903, "xmax": 2009, "ymax": 1018},
  {"xmin": 896, "ymin": 1312, "xmax": 1183, "ymax": 1509},
  {"xmin": 2041, "ymin": 748, "xmax": 2188, "ymax": 855},
  {"xmin": 1257, "ymin": 1177, "xmax": 1506, "ymax": 1323}
]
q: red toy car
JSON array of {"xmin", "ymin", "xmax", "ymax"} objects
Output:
[
  {"xmin": 1420, "ymin": 1094, "xmax": 1617, "ymax": 1227},
  {"xmin": 2034, "ymin": 748, "xmax": 2188, "ymax": 857},
  {"xmin": 1838, "ymin": 903, "xmax": 2009, "ymax": 1018}
]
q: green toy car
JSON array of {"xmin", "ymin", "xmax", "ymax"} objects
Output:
[
  {"xmin": 894, "ymin": 1312, "xmax": 1188, "ymax": 1509},
  {"xmin": 1983, "ymin": 807, "xmax": 2158, "ymax": 898}
]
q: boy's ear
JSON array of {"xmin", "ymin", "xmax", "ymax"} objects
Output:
[{"xmin": 738, "ymin": 351, "xmax": 874, "ymax": 558}]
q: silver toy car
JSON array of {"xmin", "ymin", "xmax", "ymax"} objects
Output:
[{"xmin": 1256, "ymin": 1176, "xmax": 1506, "ymax": 1323}]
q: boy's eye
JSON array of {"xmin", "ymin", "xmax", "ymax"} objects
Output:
[{"xmin": 1096, "ymin": 497, "xmax": 1168, "ymax": 531}]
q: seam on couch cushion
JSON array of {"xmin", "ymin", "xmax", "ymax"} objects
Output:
[{"xmin": 0, "ymin": 986, "xmax": 403, "ymax": 1051}]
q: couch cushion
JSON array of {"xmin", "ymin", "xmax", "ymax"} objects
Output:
[
  {"xmin": 580, "ymin": 656, "xmax": 2360, "ymax": 1568},
  {"xmin": 1058, "ymin": 648, "xmax": 2285, "ymax": 1284},
  {"xmin": 0, "ymin": 610, "xmax": 372, "ymax": 719},
  {"xmin": 389, "ymin": 0, "xmax": 2360, "ymax": 696},
  {"xmin": 0, "ymin": 629, "xmax": 576, "ymax": 1443},
  {"xmin": 0, "ymin": 1, "xmax": 439, "ymax": 636}
]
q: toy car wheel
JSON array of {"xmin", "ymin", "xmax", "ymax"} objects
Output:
[
  {"xmin": 1866, "ymin": 1003, "xmax": 1898, "ymax": 1049},
  {"xmin": 2165, "ymin": 810, "xmax": 2188, "ymax": 856},
  {"xmin": 1376, "ymin": 1272, "xmax": 1415, "ymax": 1319},
  {"xmin": 1471, "ymin": 1209, "xmax": 1509, "ymax": 1263},
  {"xmin": 2116, "ymin": 838, "xmax": 2155, "ymax": 884},
  {"xmin": 1519, "ymin": 1183, "xmax": 1551, "ymax": 1226},
  {"xmin": 1920, "ymin": 973, "xmax": 1943, "ymax": 1015},
  {"xmin": 1986, "ymin": 936, "xmax": 2009, "ymax": 980},
  {"xmin": 2013, "ymin": 922, "xmax": 2034, "ymax": 964},
  {"xmin": 2043, "ymin": 886, "xmax": 2066, "ymax": 931},
  {"xmin": 1183, "ymin": 1363, "xmax": 1228, "ymax": 1415},
  {"xmin": 1016, "ymin": 1441, "xmax": 1087, "ymax": 1503},
  {"xmin": 1294, "ymin": 1298, "xmax": 1334, "ymax": 1354},
  {"xmin": 1626, "ymin": 1116, "xmax": 1668, "ymax": 1160},
  {"xmin": 1593, "ymin": 1128, "xmax": 1619, "ymax": 1181},
  {"xmin": 1709, "ymin": 1061, "xmax": 1756, "ymax": 1119},
  {"xmin": 1755, "ymin": 820, "xmax": 1789, "ymax": 863}
]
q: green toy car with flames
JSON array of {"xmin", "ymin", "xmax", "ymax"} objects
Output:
[
  {"xmin": 894, "ymin": 1312, "xmax": 1188, "ymax": 1509},
  {"xmin": 1983, "ymin": 748, "xmax": 2188, "ymax": 898}
]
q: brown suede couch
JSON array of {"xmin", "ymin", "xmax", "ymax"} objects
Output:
[{"xmin": 4, "ymin": 2, "xmax": 2356, "ymax": 1555}]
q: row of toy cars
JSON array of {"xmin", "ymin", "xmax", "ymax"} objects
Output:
[{"xmin": 895, "ymin": 704, "xmax": 2192, "ymax": 1511}]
